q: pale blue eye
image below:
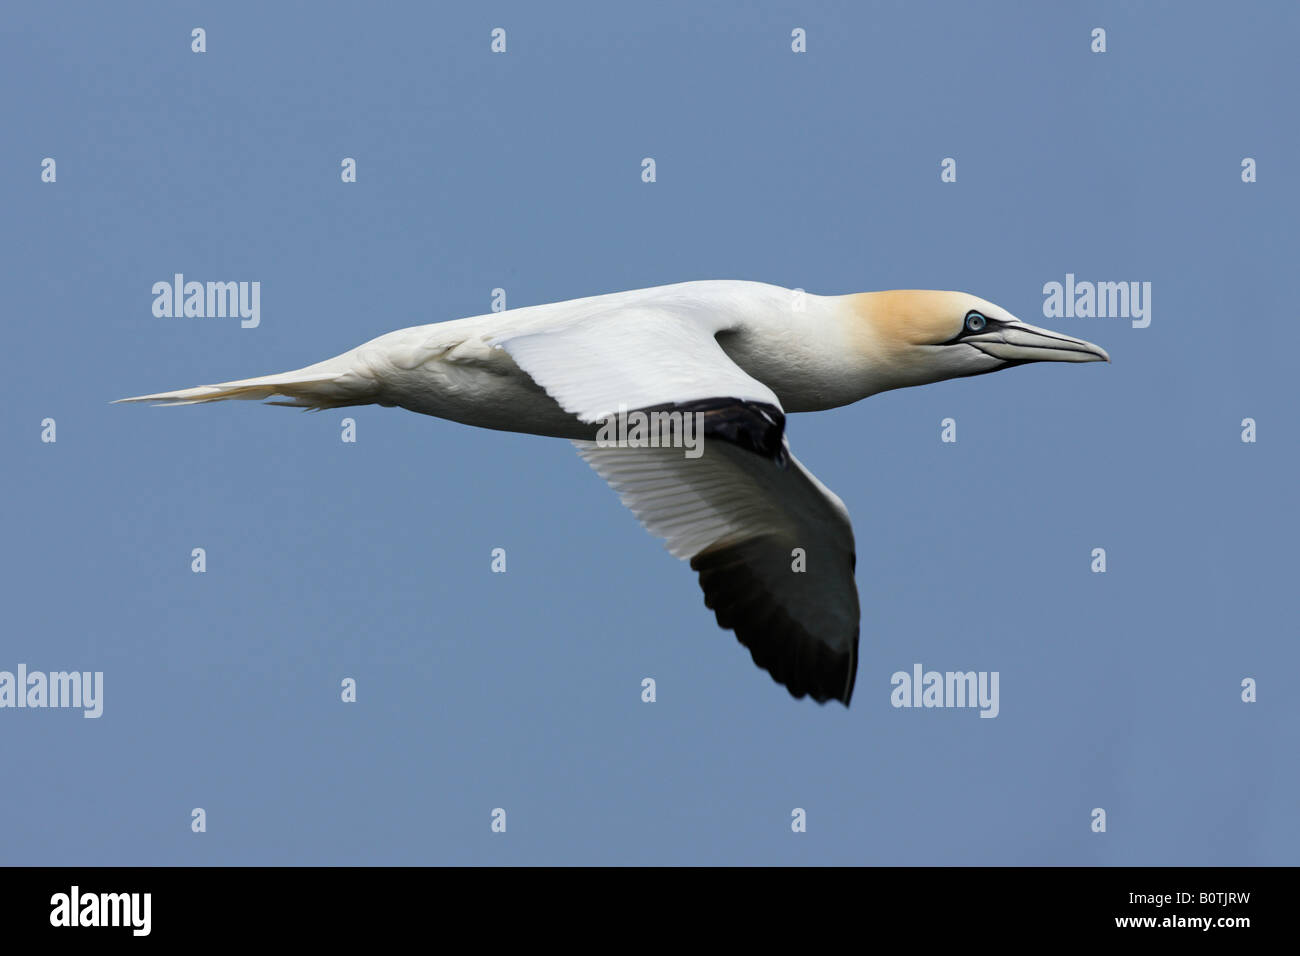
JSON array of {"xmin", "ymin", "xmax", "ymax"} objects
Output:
[{"xmin": 965, "ymin": 312, "xmax": 987, "ymax": 332}]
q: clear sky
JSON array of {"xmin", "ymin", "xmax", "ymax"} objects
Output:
[{"xmin": 3, "ymin": 1, "xmax": 1296, "ymax": 865}]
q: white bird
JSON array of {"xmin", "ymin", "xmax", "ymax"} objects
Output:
[{"xmin": 118, "ymin": 280, "xmax": 1108, "ymax": 705}]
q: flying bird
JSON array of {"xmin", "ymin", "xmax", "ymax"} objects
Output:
[{"xmin": 118, "ymin": 280, "xmax": 1108, "ymax": 705}]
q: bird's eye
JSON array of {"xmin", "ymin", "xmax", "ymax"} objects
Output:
[{"xmin": 964, "ymin": 311, "xmax": 987, "ymax": 333}]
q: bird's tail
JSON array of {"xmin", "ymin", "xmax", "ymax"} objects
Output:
[{"xmin": 114, "ymin": 357, "xmax": 379, "ymax": 410}]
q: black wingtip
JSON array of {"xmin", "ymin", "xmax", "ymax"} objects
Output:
[{"xmin": 692, "ymin": 543, "xmax": 859, "ymax": 707}]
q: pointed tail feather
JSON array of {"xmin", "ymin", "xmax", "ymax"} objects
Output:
[{"xmin": 114, "ymin": 362, "xmax": 378, "ymax": 410}]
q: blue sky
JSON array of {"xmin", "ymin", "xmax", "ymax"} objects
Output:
[{"xmin": 2, "ymin": 1, "xmax": 1296, "ymax": 864}]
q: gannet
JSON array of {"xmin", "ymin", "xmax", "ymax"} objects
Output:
[{"xmin": 118, "ymin": 280, "xmax": 1108, "ymax": 706}]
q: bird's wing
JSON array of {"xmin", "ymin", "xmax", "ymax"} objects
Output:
[
  {"xmin": 495, "ymin": 306, "xmax": 859, "ymax": 703},
  {"xmin": 574, "ymin": 423, "xmax": 860, "ymax": 706},
  {"xmin": 491, "ymin": 307, "xmax": 780, "ymax": 424}
]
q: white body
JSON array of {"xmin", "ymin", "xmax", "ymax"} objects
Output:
[{"xmin": 329, "ymin": 281, "xmax": 868, "ymax": 439}]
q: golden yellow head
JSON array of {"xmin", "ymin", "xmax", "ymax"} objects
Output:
[{"xmin": 838, "ymin": 290, "xmax": 1109, "ymax": 393}]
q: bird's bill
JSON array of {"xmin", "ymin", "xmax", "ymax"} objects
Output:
[{"xmin": 964, "ymin": 321, "xmax": 1110, "ymax": 364}]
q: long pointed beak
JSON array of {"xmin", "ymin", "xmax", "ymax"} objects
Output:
[{"xmin": 965, "ymin": 321, "xmax": 1110, "ymax": 364}]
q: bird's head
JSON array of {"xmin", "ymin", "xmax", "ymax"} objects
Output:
[{"xmin": 846, "ymin": 290, "xmax": 1109, "ymax": 393}]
